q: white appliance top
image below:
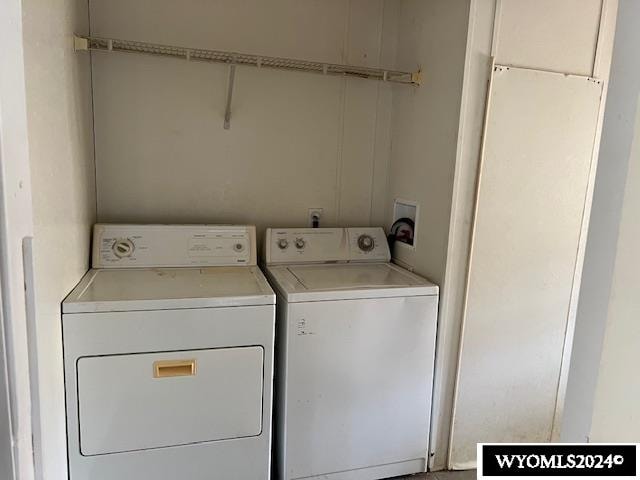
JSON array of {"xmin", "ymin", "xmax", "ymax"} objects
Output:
[
  {"xmin": 92, "ymin": 224, "xmax": 257, "ymax": 268},
  {"xmin": 266, "ymin": 262, "xmax": 438, "ymax": 303},
  {"xmin": 63, "ymin": 266, "xmax": 275, "ymax": 313},
  {"xmin": 64, "ymin": 224, "xmax": 274, "ymax": 313},
  {"xmin": 264, "ymin": 227, "xmax": 390, "ymax": 265}
]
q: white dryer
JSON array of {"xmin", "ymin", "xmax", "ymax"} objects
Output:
[
  {"xmin": 264, "ymin": 227, "xmax": 439, "ymax": 480},
  {"xmin": 63, "ymin": 224, "xmax": 275, "ymax": 480}
]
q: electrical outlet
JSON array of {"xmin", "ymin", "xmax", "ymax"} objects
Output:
[{"xmin": 308, "ymin": 208, "xmax": 323, "ymax": 227}]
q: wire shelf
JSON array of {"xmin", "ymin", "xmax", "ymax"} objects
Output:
[{"xmin": 74, "ymin": 35, "xmax": 421, "ymax": 86}]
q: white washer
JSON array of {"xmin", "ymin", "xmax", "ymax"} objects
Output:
[
  {"xmin": 63, "ymin": 224, "xmax": 275, "ymax": 480},
  {"xmin": 264, "ymin": 227, "xmax": 439, "ymax": 480}
]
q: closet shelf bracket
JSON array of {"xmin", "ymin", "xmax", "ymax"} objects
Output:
[
  {"xmin": 224, "ymin": 63, "xmax": 236, "ymax": 130},
  {"xmin": 72, "ymin": 35, "xmax": 422, "ymax": 86},
  {"xmin": 74, "ymin": 36, "xmax": 89, "ymax": 52}
]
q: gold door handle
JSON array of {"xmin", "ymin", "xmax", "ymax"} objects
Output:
[{"xmin": 153, "ymin": 359, "xmax": 196, "ymax": 378}]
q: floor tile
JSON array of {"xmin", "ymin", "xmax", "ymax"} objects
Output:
[
  {"xmin": 393, "ymin": 473, "xmax": 432, "ymax": 480},
  {"xmin": 433, "ymin": 470, "xmax": 477, "ymax": 480},
  {"xmin": 393, "ymin": 469, "xmax": 476, "ymax": 480}
]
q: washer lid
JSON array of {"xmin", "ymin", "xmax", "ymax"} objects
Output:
[
  {"xmin": 266, "ymin": 263, "xmax": 438, "ymax": 303},
  {"xmin": 63, "ymin": 266, "xmax": 275, "ymax": 313}
]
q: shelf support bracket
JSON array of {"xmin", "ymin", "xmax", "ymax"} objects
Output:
[
  {"xmin": 73, "ymin": 35, "xmax": 89, "ymax": 52},
  {"xmin": 411, "ymin": 70, "xmax": 423, "ymax": 86},
  {"xmin": 224, "ymin": 63, "xmax": 236, "ymax": 130}
]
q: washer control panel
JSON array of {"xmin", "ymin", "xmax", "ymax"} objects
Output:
[
  {"xmin": 92, "ymin": 224, "xmax": 256, "ymax": 268},
  {"xmin": 265, "ymin": 227, "xmax": 389, "ymax": 264}
]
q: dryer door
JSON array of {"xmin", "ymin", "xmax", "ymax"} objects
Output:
[{"xmin": 77, "ymin": 346, "xmax": 264, "ymax": 455}]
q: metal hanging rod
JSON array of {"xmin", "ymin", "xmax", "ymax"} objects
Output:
[{"xmin": 73, "ymin": 35, "xmax": 422, "ymax": 86}]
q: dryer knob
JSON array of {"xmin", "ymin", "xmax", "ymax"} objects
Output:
[
  {"xmin": 112, "ymin": 239, "xmax": 134, "ymax": 258},
  {"xmin": 295, "ymin": 238, "xmax": 306, "ymax": 249}
]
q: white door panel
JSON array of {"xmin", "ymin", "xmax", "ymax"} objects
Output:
[
  {"xmin": 78, "ymin": 346, "xmax": 264, "ymax": 455},
  {"xmin": 450, "ymin": 67, "xmax": 602, "ymax": 467}
]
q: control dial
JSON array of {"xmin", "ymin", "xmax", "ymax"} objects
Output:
[
  {"xmin": 295, "ymin": 238, "xmax": 306, "ymax": 250},
  {"xmin": 112, "ymin": 238, "xmax": 134, "ymax": 258},
  {"xmin": 357, "ymin": 234, "xmax": 375, "ymax": 252},
  {"xmin": 277, "ymin": 238, "xmax": 289, "ymax": 250}
]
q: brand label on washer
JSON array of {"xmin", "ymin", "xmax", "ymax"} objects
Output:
[{"xmin": 296, "ymin": 319, "xmax": 314, "ymax": 336}]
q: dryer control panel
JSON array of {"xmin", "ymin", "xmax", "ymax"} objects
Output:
[
  {"xmin": 265, "ymin": 227, "xmax": 389, "ymax": 264},
  {"xmin": 92, "ymin": 224, "xmax": 257, "ymax": 268}
]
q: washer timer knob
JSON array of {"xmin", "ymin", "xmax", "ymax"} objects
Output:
[
  {"xmin": 277, "ymin": 238, "xmax": 289, "ymax": 250},
  {"xmin": 295, "ymin": 238, "xmax": 306, "ymax": 250},
  {"xmin": 357, "ymin": 234, "xmax": 375, "ymax": 252},
  {"xmin": 112, "ymin": 238, "xmax": 134, "ymax": 258}
]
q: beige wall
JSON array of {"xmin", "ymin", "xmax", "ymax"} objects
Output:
[
  {"xmin": 90, "ymin": 0, "xmax": 394, "ymax": 235},
  {"xmin": 22, "ymin": 0, "xmax": 96, "ymax": 478},
  {"xmin": 590, "ymin": 100, "xmax": 640, "ymax": 441},
  {"xmin": 386, "ymin": 0, "xmax": 470, "ymax": 285}
]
